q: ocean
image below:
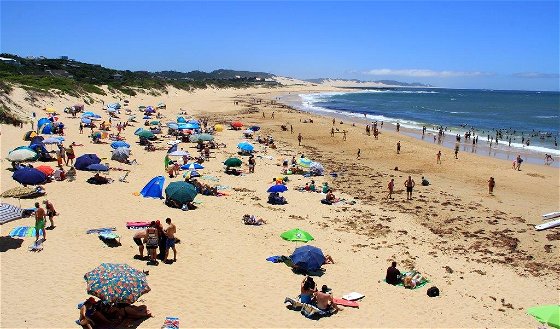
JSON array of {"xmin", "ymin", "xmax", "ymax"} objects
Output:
[{"xmin": 289, "ymin": 88, "xmax": 560, "ymax": 156}]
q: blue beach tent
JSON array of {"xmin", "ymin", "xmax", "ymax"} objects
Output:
[{"xmin": 140, "ymin": 176, "xmax": 165, "ymax": 199}]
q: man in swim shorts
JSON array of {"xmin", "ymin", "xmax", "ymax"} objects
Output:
[
  {"xmin": 314, "ymin": 285, "xmax": 341, "ymax": 313},
  {"xmin": 34, "ymin": 202, "xmax": 46, "ymax": 241},
  {"xmin": 163, "ymin": 218, "xmax": 177, "ymax": 263},
  {"xmin": 404, "ymin": 176, "xmax": 416, "ymax": 200}
]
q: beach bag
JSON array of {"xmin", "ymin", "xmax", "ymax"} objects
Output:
[{"xmin": 427, "ymin": 286, "xmax": 439, "ymax": 297}]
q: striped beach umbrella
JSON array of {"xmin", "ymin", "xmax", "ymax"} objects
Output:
[
  {"xmin": 0, "ymin": 203, "xmax": 24, "ymax": 225},
  {"xmin": 84, "ymin": 263, "xmax": 150, "ymax": 304}
]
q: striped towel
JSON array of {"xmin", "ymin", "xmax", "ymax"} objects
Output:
[
  {"xmin": 9, "ymin": 226, "xmax": 44, "ymax": 238},
  {"xmin": 162, "ymin": 316, "xmax": 179, "ymax": 329},
  {"xmin": 86, "ymin": 227, "xmax": 116, "ymax": 234}
]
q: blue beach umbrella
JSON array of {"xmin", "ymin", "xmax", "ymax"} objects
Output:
[
  {"xmin": 134, "ymin": 128, "xmax": 144, "ymax": 136},
  {"xmin": 267, "ymin": 185, "xmax": 288, "ymax": 193},
  {"xmin": 188, "ymin": 170, "xmax": 201, "ymax": 178},
  {"xmin": 81, "ymin": 118, "xmax": 92, "ymax": 124},
  {"xmin": 290, "ymin": 245, "xmax": 325, "ymax": 272},
  {"xmin": 75, "ymin": 154, "xmax": 101, "ymax": 171},
  {"xmin": 177, "ymin": 117, "xmax": 187, "ymax": 123},
  {"xmin": 248, "ymin": 125, "xmax": 261, "ymax": 131},
  {"xmin": 110, "ymin": 141, "xmax": 130, "ymax": 149},
  {"xmin": 237, "ymin": 141, "xmax": 254, "ymax": 152},
  {"xmin": 12, "ymin": 167, "xmax": 47, "ymax": 185},
  {"xmin": 184, "ymin": 123, "xmax": 200, "ymax": 129}
]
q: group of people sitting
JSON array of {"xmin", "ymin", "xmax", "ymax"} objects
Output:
[
  {"xmin": 256, "ymin": 135, "xmax": 276, "ymax": 148},
  {"xmin": 87, "ymin": 173, "xmax": 112, "ymax": 185},
  {"xmin": 189, "ymin": 179, "xmax": 220, "ymax": 196},
  {"xmin": 78, "ymin": 297, "xmax": 152, "ymax": 329},
  {"xmin": 298, "ymin": 181, "xmax": 330, "ymax": 193},
  {"xmin": 284, "ymin": 276, "xmax": 342, "ymax": 316},
  {"xmin": 320, "ymin": 189, "xmax": 339, "ymax": 205},
  {"xmin": 385, "ymin": 261, "xmax": 425, "ymax": 289}
]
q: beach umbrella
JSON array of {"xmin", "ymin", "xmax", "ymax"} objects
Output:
[
  {"xmin": 527, "ymin": 305, "xmax": 560, "ymax": 328},
  {"xmin": 177, "ymin": 117, "xmax": 187, "ymax": 123},
  {"xmin": 181, "ymin": 162, "xmax": 204, "ymax": 170},
  {"xmin": 167, "ymin": 123, "xmax": 179, "ymax": 130},
  {"xmin": 297, "ymin": 157, "xmax": 313, "ymax": 168},
  {"xmin": 190, "ymin": 133, "xmax": 214, "ymax": 142},
  {"xmin": 35, "ymin": 165, "xmax": 54, "ymax": 176},
  {"xmin": 188, "ymin": 170, "xmax": 201, "ymax": 178},
  {"xmin": 150, "ymin": 120, "xmax": 160, "ymax": 125},
  {"xmin": 110, "ymin": 141, "xmax": 130, "ymax": 149},
  {"xmin": 45, "ymin": 107, "xmax": 57, "ymax": 114},
  {"xmin": 167, "ymin": 140, "xmax": 181, "ymax": 146},
  {"xmin": 231, "ymin": 121, "xmax": 243, "ymax": 128},
  {"xmin": 183, "ymin": 122, "xmax": 200, "ymax": 129},
  {"xmin": 138, "ymin": 105, "xmax": 146, "ymax": 110},
  {"xmin": 267, "ymin": 185, "xmax": 288, "ymax": 193},
  {"xmin": 242, "ymin": 130, "xmax": 254, "ymax": 136},
  {"xmin": 165, "ymin": 181, "xmax": 198, "ymax": 204},
  {"xmin": 37, "ymin": 118, "xmax": 50, "ymax": 128},
  {"xmin": 111, "ymin": 147, "xmax": 130, "ymax": 163},
  {"xmin": 1, "ymin": 186, "xmax": 39, "ymax": 199},
  {"xmin": 86, "ymin": 163, "xmax": 109, "ymax": 172},
  {"xmin": 75, "ymin": 154, "xmax": 101, "ymax": 171},
  {"xmin": 128, "ymin": 115, "xmax": 136, "ymax": 122},
  {"xmin": 12, "ymin": 167, "xmax": 47, "ymax": 185},
  {"xmin": 157, "ymin": 102, "xmax": 166, "ymax": 108},
  {"xmin": 214, "ymin": 124, "xmax": 224, "ymax": 132},
  {"xmin": 42, "ymin": 137, "xmax": 62, "ymax": 145},
  {"xmin": 7, "ymin": 148, "xmax": 38, "ymax": 162},
  {"xmin": 168, "ymin": 150, "xmax": 190, "ymax": 157},
  {"xmin": 145, "ymin": 106, "xmax": 155, "ymax": 113},
  {"xmin": 81, "ymin": 118, "xmax": 92, "ymax": 125},
  {"xmin": 290, "ymin": 245, "xmax": 325, "ymax": 272},
  {"xmin": 30, "ymin": 136, "xmax": 44, "ymax": 144},
  {"xmin": 38, "ymin": 123, "xmax": 54, "ymax": 134},
  {"xmin": 23, "ymin": 131, "xmax": 37, "ymax": 141},
  {"xmin": 134, "ymin": 128, "xmax": 144, "ymax": 136},
  {"xmin": 84, "ymin": 263, "xmax": 150, "ymax": 304},
  {"xmin": 248, "ymin": 125, "xmax": 261, "ymax": 131},
  {"xmin": 0, "ymin": 203, "xmax": 24, "ymax": 225},
  {"xmin": 238, "ymin": 141, "xmax": 254, "ymax": 152},
  {"xmin": 137, "ymin": 130, "xmax": 155, "ymax": 139},
  {"xmin": 280, "ymin": 228, "xmax": 314, "ymax": 243},
  {"xmin": 309, "ymin": 162, "xmax": 324, "ymax": 176},
  {"xmin": 224, "ymin": 157, "xmax": 242, "ymax": 167}
]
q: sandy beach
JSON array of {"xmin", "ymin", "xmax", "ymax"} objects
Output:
[{"xmin": 1, "ymin": 84, "xmax": 559, "ymax": 328}]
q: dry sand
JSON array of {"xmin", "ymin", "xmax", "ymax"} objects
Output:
[{"xmin": 0, "ymin": 85, "xmax": 558, "ymax": 328}]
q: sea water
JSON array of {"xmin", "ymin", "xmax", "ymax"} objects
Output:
[{"xmin": 287, "ymin": 88, "xmax": 560, "ymax": 159}]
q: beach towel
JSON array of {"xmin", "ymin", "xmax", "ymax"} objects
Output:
[
  {"xmin": 383, "ymin": 272, "xmax": 429, "ymax": 289},
  {"xmin": 126, "ymin": 221, "xmax": 150, "ymax": 229},
  {"xmin": 99, "ymin": 231, "xmax": 120, "ymax": 240},
  {"xmin": 9, "ymin": 226, "xmax": 44, "ymax": 238},
  {"xmin": 162, "ymin": 316, "xmax": 179, "ymax": 329},
  {"xmin": 86, "ymin": 227, "xmax": 116, "ymax": 234}
]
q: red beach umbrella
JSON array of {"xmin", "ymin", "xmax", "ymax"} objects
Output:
[
  {"xmin": 231, "ymin": 121, "xmax": 243, "ymax": 128},
  {"xmin": 35, "ymin": 165, "xmax": 54, "ymax": 176}
]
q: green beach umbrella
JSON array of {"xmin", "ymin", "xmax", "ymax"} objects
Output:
[
  {"xmin": 150, "ymin": 120, "xmax": 160, "ymax": 125},
  {"xmin": 527, "ymin": 305, "xmax": 560, "ymax": 328},
  {"xmin": 224, "ymin": 157, "xmax": 242, "ymax": 167},
  {"xmin": 280, "ymin": 228, "xmax": 314, "ymax": 243},
  {"xmin": 297, "ymin": 157, "xmax": 313, "ymax": 168},
  {"xmin": 137, "ymin": 130, "xmax": 155, "ymax": 139},
  {"xmin": 165, "ymin": 181, "xmax": 198, "ymax": 204},
  {"xmin": 191, "ymin": 133, "xmax": 214, "ymax": 142}
]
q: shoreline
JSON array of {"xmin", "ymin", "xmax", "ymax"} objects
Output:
[{"xmin": 279, "ymin": 91, "xmax": 560, "ymax": 168}]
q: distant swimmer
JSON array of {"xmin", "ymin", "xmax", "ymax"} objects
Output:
[{"xmin": 545, "ymin": 154, "xmax": 554, "ymax": 165}]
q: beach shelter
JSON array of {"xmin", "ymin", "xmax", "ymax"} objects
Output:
[
  {"xmin": 281, "ymin": 228, "xmax": 314, "ymax": 243},
  {"xmin": 12, "ymin": 167, "xmax": 47, "ymax": 185},
  {"xmin": 527, "ymin": 305, "xmax": 560, "ymax": 328},
  {"xmin": 297, "ymin": 157, "xmax": 313, "ymax": 168},
  {"xmin": 224, "ymin": 157, "xmax": 242, "ymax": 167},
  {"xmin": 177, "ymin": 117, "xmax": 187, "ymax": 123},
  {"xmin": 0, "ymin": 203, "xmax": 24, "ymax": 225},
  {"xmin": 181, "ymin": 162, "xmax": 204, "ymax": 170},
  {"xmin": 309, "ymin": 162, "xmax": 324, "ymax": 176},
  {"xmin": 35, "ymin": 165, "xmax": 54, "ymax": 176},
  {"xmin": 140, "ymin": 176, "xmax": 165, "ymax": 199},
  {"xmin": 111, "ymin": 147, "xmax": 130, "ymax": 163},
  {"xmin": 37, "ymin": 118, "xmax": 50, "ymax": 129},
  {"xmin": 183, "ymin": 122, "xmax": 200, "ymax": 130},
  {"xmin": 290, "ymin": 245, "xmax": 325, "ymax": 272},
  {"xmin": 86, "ymin": 163, "xmax": 109, "ymax": 172},
  {"xmin": 110, "ymin": 141, "xmax": 130, "ymax": 149},
  {"xmin": 38, "ymin": 123, "xmax": 54, "ymax": 134},
  {"xmin": 7, "ymin": 148, "xmax": 38, "ymax": 162},
  {"xmin": 214, "ymin": 124, "xmax": 224, "ymax": 132},
  {"xmin": 165, "ymin": 181, "xmax": 197, "ymax": 204},
  {"xmin": 231, "ymin": 121, "xmax": 243, "ymax": 128},
  {"xmin": 267, "ymin": 185, "xmax": 288, "ymax": 193},
  {"xmin": 23, "ymin": 131, "xmax": 38, "ymax": 141},
  {"xmin": 75, "ymin": 154, "xmax": 101, "ymax": 171},
  {"xmin": 238, "ymin": 141, "xmax": 254, "ymax": 152},
  {"xmin": 107, "ymin": 103, "xmax": 121, "ymax": 110},
  {"xmin": 84, "ymin": 263, "xmax": 150, "ymax": 304}
]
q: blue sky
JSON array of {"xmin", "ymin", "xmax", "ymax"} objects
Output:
[{"xmin": 1, "ymin": 1, "xmax": 559, "ymax": 90}]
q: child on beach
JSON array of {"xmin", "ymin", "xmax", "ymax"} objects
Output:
[{"xmin": 488, "ymin": 177, "xmax": 495, "ymax": 194}]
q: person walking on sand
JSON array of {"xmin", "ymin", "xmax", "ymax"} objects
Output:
[
  {"xmin": 404, "ymin": 176, "xmax": 415, "ymax": 200},
  {"xmin": 515, "ymin": 154, "xmax": 523, "ymax": 171},
  {"xmin": 262, "ymin": 112, "xmax": 265, "ymax": 118},
  {"xmin": 397, "ymin": 141, "xmax": 401, "ymax": 154},
  {"xmin": 488, "ymin": 177, "xmax": 495, "ymax": 194},
  {"xmin": 436, "ymin": 150, "xmax": 442, "ymax": 164},
  {"xmin": 271, "ymin": 112, "xmax": 275, "ymax": 119},
  {"xmin": 454, "ymin": 143, "xmax": 459, "ymax": 159},
  {"xmin": 248, "ymin": 155, "xmax": 256, "ymax": 173},
  {"xmin": 387, "ymin": 178, "xmax": 395, "ymax": 199},
  {"xmin": 163, "ymin": 218, "xmax": 177, "ymax": 263},
  {"xmin": 290, "ymin": 125, "xmax": 293, "ymax": 134},
  {"xmin": 34, "ymin": 202, "xmax": 46, "ymax": 241},
  {"xmin": 79, "ymin": 122, "xmax": 84, "ymax": 134},
  {"xmin": 330, "ymin": 127, "xmax": 335, "ymax": 137},
  {"xmin": 342, "ymin": 130, "xmax": 347, "ymax": 141},
  {"xmin": 65, "ymin": 144, "xmax": 75, "ymax": 166},
  {"xmin": 356, "ymin": 148, "xmax": 361, "ymax": 159},
  {"xmin": 298, "ymin": 133, "xmax": 302, "ymax": 146}
]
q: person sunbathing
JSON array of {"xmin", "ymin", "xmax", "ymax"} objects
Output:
[
  {"xmin": 323, "ymin": 254, "xmax": 335, "ymax": 264},
  {"xmin": 299, "ymin": 276, "xmax": 317, "ymax": 304},
  {"xmin": 402, "ymin": 271, "xmax": 424, "ymax": 289},
  {"xmin": 314, "ymin": 285, "xmax": 341, "ymax": 313},
  {"xmin": 242, "ymin": 214, "xmax": 266, "ymax": 225}
]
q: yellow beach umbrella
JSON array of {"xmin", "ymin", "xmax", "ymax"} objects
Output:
[
  {"xmin": 45, "ymin": 108, "xmax": 57, "ymax": 114},
  {"xmin": 214, "ymin": 124, "xmax": 224, "ymax": 132}
]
